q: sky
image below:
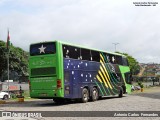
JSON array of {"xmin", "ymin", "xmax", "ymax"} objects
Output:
[{"xmin": 0, "ymin": 0, "xmax": 159, "ymax": 63}]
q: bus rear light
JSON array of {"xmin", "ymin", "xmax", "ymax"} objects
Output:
[{"xmin": 57, "ymin": 79, "xmax": 61, "ymax": 88}]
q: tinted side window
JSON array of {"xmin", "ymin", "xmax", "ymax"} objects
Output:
[
  {"xmin": 103, "ymin": 53, "xmax": 123, "ymax": 65},
  {"xmin": 106, "ymin": 54, "xmax": 116, "ymax": 64},
  {"xmin": 91, "ymin": 50, "xmax": 100, "ymax": 62},
  {"xmin": 80, "ymin": 48, "xmax": 91, "ymax": 61},
  {"xmin": 116, "ymin": 55, "xmax": 123, "ymax": 65},
  {"xmin": 122, "ymin": 57, "xmax": 129, "ymax": 66},
  {"xmin": 63, "ymin": 45, "xmax": 80, "ymax": 59}
]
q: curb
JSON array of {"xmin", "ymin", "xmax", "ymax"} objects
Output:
[
  {"xmin": 0, "ymin": 99, "xmax": 46, "ymax": 104},
  {"xmin": 0, "ymin": 100, "xmax": 6, "ymax": 104}
]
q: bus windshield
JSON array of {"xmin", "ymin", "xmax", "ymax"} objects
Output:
[{"xmin": 30, "ymin": 42, "xmax": 56, "ymax": 56}]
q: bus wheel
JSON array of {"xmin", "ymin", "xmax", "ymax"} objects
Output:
[
  {"xmin": 81, "ymin": 88, "xmax": 89, "ymax": 103},
  {"xmin": 118, "ymin": 88, "xmax": 123, "ymax": 98},
  {"xmin": 3, "ymin": 95, "xmax": 9, "ymax": 100},
  {"xmin": 91, "ymin": 87, "xmax": 98, "ymax": 101}
]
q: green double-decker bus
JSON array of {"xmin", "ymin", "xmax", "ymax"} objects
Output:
[{"xmin": 29, "ymin": 41, "xmax": 132, "ymax": 103}]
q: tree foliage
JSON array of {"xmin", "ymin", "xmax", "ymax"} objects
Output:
[
  {"xmin": 116, "ymin": 52, "xmax": 140, "ymax": 75},
  {"xmin": 0, "ymin": 40, "xmax": 28, "ymax": 82}
]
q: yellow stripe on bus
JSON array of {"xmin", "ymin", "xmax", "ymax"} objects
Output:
[
  {"xmin": 100, "ymin": 66, "xmax": 112, "ymax": 89},
  {"xmin": 98, "ymin": 71, "xmax": 108, "ymax": 88},
  {"xmin": 100, "ymin": 54, "xmax": 105, "ymax": 63},
  {"xmin": 96, "ymin": 75, "xmax": 102, "ymax": 83},
  {"xmin": 100, "ymin": 60, "xmax": 111, "ymax": 81}
]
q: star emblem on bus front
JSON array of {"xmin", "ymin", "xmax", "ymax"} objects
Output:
[{"xmin": 39, "ymin": 45, "xmax": 46, "ymax": 53}]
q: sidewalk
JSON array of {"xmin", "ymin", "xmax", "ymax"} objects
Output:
[
  {"xmin": 132, "ymin": 86, "xmax": 160, "ymax": 94},
  {"xmin": 131, "ymin": 86, "xmax": 160, "ymax": 100},
  {"xmin": 0, "ymin": 98, "xmax": 45, "ymax": 104}
]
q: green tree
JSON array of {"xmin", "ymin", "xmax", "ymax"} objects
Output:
[
  {"xmin": 0, "ymin": 41, "xmax": 7, "ymax": 78},
  {"xmin": 0, "ymin": 40, "xmax": 28, "ymax": 81}
]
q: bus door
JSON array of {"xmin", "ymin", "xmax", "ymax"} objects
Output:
[
  {"xmin": 64, "ymin": 70, "xmax": 72, "ymax": 98},
  {"xmin": 64, "ymin": 62, "xmax": 79, "ymax": 99}
]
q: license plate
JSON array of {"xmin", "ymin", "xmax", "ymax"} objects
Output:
[{"xmin": 39, "ymin": 93, "xmax": 47, "ymax": 96}]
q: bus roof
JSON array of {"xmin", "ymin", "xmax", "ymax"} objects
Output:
[{"xmin": 30, "ymin": 40, "xmax": 126, "ymax": 57}]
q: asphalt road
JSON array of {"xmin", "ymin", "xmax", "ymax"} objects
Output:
[{"xmin": 0, "ymin": 87, "xmax": 160, "ymax": 120}]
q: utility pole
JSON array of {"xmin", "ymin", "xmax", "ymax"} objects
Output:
[
  {"xmin": 7, "ymin": 49, "xmax": 10, "ymax": 93},
  {"xmin": 7, "ymin": 29, "xmax": 10, "ymax": 94},
  {"xmin": 112, "ymin": 43, "xmax": 119, "ymax": 52}
]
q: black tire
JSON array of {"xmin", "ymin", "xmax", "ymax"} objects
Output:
[
  {"xmin": 118, "ymin": 88, "xmax": 123, "ymax": 98},
  {"xmin": 91, "ymin": 87, "xmax": 99, "ymax": 101},
  {"xmin": 3, "ymin": 95, "xmax": 8, "ymax": 100},
  {"xmin": 122, "ymin": 86, "xmax": 126, "ymax": 94},
  {"xmin": 98, "ymin": 96, "xmax": 103, "ymax": 100},
  {"xmin": 81, "ymin": 88, "xmax": 89, "ymax": 103}
]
